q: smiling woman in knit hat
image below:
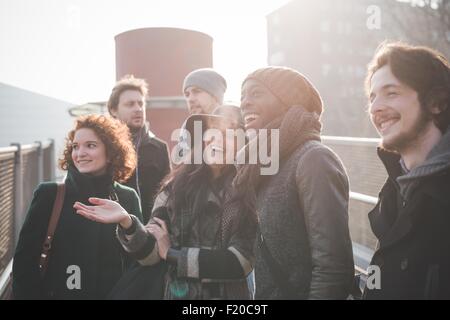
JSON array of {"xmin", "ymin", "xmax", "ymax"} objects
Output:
[
  {"xmin": 237, "ymin": 66, "xmax": 354, "ymax": 300},
  {"xmin": 241, "ymin": 66, "xmax": 323, "ymax": 130}
]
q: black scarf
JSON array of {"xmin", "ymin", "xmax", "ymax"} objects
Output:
[{"xmin": 66, "ymin": 165, "xmax": 115, "ymax": 200}]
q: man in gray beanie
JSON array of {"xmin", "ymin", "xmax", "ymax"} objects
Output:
[
  {"xmin": 175, "ymin": 69, "xmax": 227, "ymax": 161},
  {"xmin": 183, "ymin": 68, "xmax": 227, "ymax": 115}
]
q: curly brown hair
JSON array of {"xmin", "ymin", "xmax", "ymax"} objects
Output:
[{"xmin": 59, "ymin": 114, "xmax": 137, "ymax": 182}]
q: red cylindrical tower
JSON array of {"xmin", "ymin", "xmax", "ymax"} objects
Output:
[{"xmin": 115, "ymin": 27, "xmax": 213, "ymax": 97}]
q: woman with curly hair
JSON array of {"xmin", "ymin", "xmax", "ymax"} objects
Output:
[{"xmin": 13, "ymin": 114, "xmax": 143, "ymax": 300}]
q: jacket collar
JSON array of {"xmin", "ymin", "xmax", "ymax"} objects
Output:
[
  {"xmin": 377, "ymin": 147, "xmax": 402, "ymax": 180},
  {"xmin": 374, "ymin": 133, "xmax": 450, "ymax": 250},
  {"xmin": 398, "ymin": 128, "xmax": 450, "ymax": 196},
  {"xmin": 374, "ymin": 149, "xmax": 422, "ymax": 250},
  {"xmin": 377, "ymin": 127, "xmax": 450, "ymax": 201},
  {"xmin": 132, "ymin": 124, "xmax": 156, "ymax": 148}
]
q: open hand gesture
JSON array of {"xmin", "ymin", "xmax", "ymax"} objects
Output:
[{"xmin": 74, "ymin": 197, "xmax": 132, "ymax": 228}]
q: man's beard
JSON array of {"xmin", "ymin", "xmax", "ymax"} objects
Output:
[
  {"xmin": 382, "ymin": 111, "xmax": 431, "ymax": 153},
  {"xmin": 128, "ymin": 122, "xmax": 144, "ymax": 133}
]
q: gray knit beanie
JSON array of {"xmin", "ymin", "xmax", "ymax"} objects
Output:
[{"xmin": 183, "ymin": 68, "xmax": 227, "ymax": 104}]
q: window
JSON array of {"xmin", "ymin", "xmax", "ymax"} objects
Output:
[
  {"xmin": 322, "ymin": 64, "xmax": 332, "ymax": 77},
  {"xmin": 345, "ymin": 22, "xmax": 352, "ymax": 35},
  {"xmin": 320, "ymin": 21, "xmax": 331, "ymax": 33},
  {"xmin": 269, "ymin": 52, "xmax": 285, "ymax": 65},
  {"xmin": 273, "ymin": 34, "xmax": 281, "ymax": 46},
  {"xmin": 337, "ymin": 21, "xmax": 345, "ymax": 34},
  {"xmin": 272, "ymin": 13, "xmax": 280, "ymax": 26},
  {"xmin": 321, "ymin": 42, "xmax": 331, "ymax": 54}
]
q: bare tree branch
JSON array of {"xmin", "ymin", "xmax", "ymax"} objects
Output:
[{"xmin": 382, "ymin": 0, "xmax": 450, "ymax": 55}]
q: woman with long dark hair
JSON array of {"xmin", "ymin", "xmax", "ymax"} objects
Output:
[{"xmin": 75, "ymin": 105, "xmax": 257, "ymax": 299}]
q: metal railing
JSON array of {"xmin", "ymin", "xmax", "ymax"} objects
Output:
[
  {"xmin": 348, "ymin": 192, "xmax": 378, "ymax": 294},
  {"xmin": 350, "ymin": 192, "xmax": 378, "ymax": 270},
  {"xmin": 323, "ymin": 137, "xmax": 382, "ymax": 284},
  {"xmin": 0, "ymin": 140, "xmax": 55, "ymax": 298}
]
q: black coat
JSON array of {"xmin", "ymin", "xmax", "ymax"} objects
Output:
[
  {"xmin": 364, "ymin": 149, "xmax": 450, "ymax": 300},
  {"xmin": 125, "ymin": 128, "xmax": 170, "ymax": 223},
  {"xmin": 13, "ymin": 166, "xmax": 143, "ymax": 300}
]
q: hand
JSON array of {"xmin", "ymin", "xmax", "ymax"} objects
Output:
[
  {"xmin": 74, "ymin": 197, "xmax": 132, "ymax": 228},
  {"xmin": 146, "ymin": 217, "xmax": 171, "ymax": 260}
]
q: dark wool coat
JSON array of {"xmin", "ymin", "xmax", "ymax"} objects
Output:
[
  {"xmin": 364, "ymin": 129, "xmax": 450, "ymax": 300},
  {"xmin": 13, "ymin": 166, "xmax": 143, "ymax": 299}
]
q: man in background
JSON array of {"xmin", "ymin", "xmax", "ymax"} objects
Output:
[
  {"xmin": 108, "ymin": 75, "xmax": 171, "ymax": 223},
  {"xmin": 176, "ymin": 69, "xmax": 227, "ymax": 160}
]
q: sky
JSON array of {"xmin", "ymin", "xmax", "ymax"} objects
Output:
[{"xmin": 0, "ymin": 0, "xmax": 290, "ymax": 105}]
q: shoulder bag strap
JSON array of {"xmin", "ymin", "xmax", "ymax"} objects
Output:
[{"xmin": 39, "ymin": 182, "xmax": 66, "ymax": 277}]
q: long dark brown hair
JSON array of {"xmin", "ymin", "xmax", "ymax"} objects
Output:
[
  {"xmin": 160, "ymin": 162, "xmax": 212, "ymax": 215},
  {"xmin": 159, "ymin": 157, "xmax": 257, "ymax": 236}
]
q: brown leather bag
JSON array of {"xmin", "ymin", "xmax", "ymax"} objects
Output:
[
  {"xmin": 2, "ymin": 182, "xmax": 66, "ymax": 300},
  {"xmin": 39, "ymin": 182, "xmax": 66, "ymax": 277}
]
